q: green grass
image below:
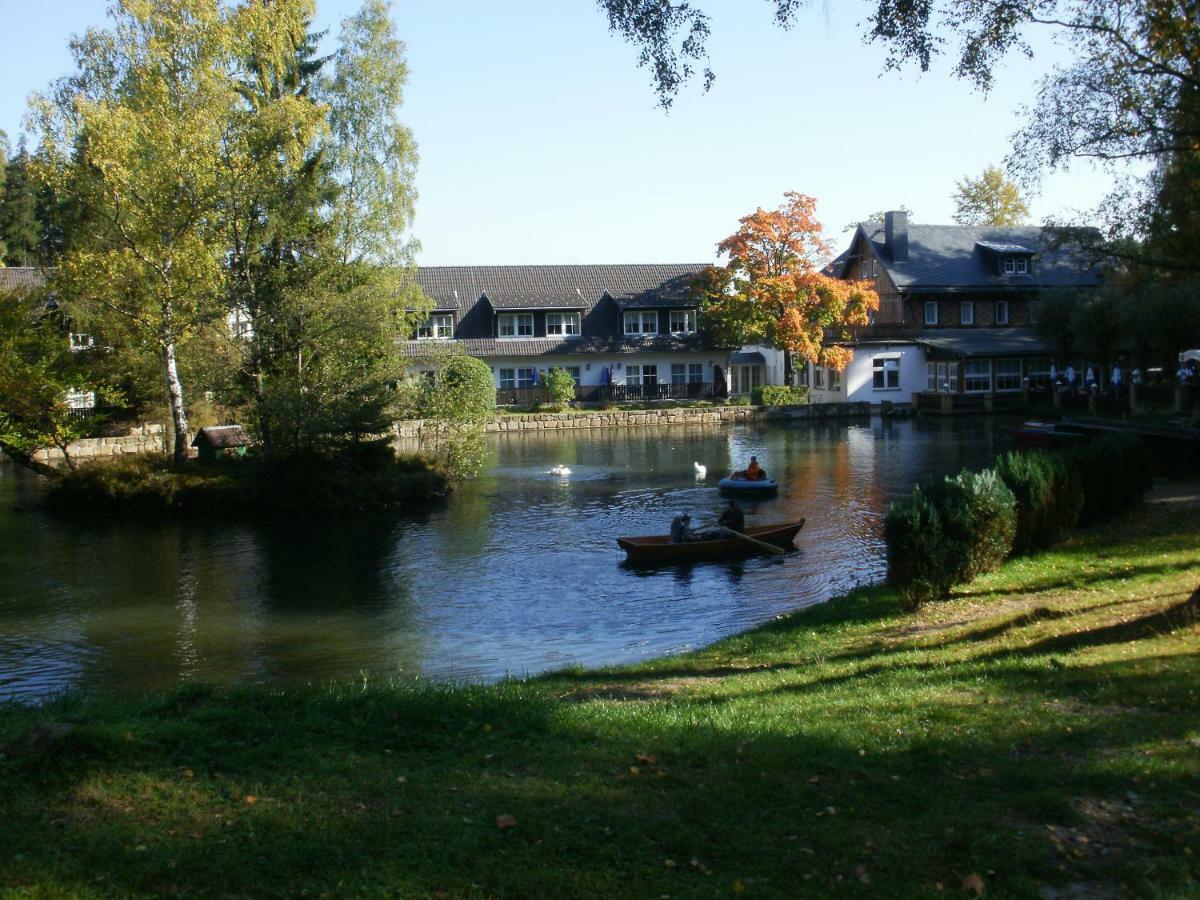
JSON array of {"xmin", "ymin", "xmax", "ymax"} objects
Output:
[{"xmin": 2, "ymin": 499, "xmax": 1198, "ymax": 897}]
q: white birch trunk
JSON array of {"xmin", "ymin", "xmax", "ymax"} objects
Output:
[{"xmin": 164, "ymin": 340, "xmax": 191, "ymax": 468}]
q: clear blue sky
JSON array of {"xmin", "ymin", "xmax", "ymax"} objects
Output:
[{"xmin": 0, "ymin": 1, "xmax": 1114, "ymax": 266}]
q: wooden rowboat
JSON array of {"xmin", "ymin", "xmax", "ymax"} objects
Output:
[{"xmin": 617, "ymin": 519, "xmax": 805, "ymax": 562}]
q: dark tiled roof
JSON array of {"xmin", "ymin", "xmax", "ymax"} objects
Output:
[
  {"xmin": 917, "ymin": 328, "xmax": 1051, "ymax": 356},
  {"xmin": 0, "ymin": 267, "xmax": 47, "ymax": 292},
  {"xmin": 411, "ymin": 264, "xmax": 707, "ymax": 313},
  {"xmin": 849, "ymin": 223, "xmax": 1103, "ymax": 292},
  {"xmin": 402, "ymin": 333, "xmax": 717, "ymax": 359}
]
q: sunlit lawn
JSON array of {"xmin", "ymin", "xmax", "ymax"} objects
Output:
[{"xmin": 2, "ymin": 497, "xmax": 1197, "ymax": 897}]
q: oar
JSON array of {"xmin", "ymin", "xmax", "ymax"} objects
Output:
[{"xmin": 719, "ymin": 526, "xmax": 786, "ymax": 556}]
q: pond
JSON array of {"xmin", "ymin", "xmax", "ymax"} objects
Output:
[{"xmin": 0, "ymin": 416, "xmax": 1015, "ymax": 701}]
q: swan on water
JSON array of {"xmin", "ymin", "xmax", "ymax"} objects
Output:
[
  {"xmin": 694, "ymin": 461, "xmax": 707, "ymax": 479},
  {"xmin": 550, "ymin": 465, "xmax": 572, "ymax": 476}
]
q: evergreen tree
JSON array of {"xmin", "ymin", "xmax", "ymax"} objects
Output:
[{"xmin": 0, "ymin": 141, "xmax": 41, "ymax": 267}]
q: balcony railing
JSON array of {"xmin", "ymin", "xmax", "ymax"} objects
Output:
[
  {"xmin": 495, "ymin": 382, "xmax": 716, "ymax": 407},
  {"xmin": 826, "ymin": 324, "xmax": 923, "ymax": 342}
]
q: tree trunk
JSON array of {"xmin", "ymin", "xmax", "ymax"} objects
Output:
[{"xmin": 163, "ymin": 340, "xmax": 191, "ymax": 469}]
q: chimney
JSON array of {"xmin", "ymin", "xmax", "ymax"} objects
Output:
[{"xmin": 884, "ymin": 210, "xmax": 909, "ymax": 262}]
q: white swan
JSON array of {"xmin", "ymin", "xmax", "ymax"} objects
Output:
[
  {"xmin": 694, "ymin": 461, "xmax": 707, "ymax": 479},
  {"xmin": 550, "ymin": 465, "xmax": 572, "ymax": 476}
]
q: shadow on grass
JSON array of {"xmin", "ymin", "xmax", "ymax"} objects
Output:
[{"xmin": 2, "ymin": 651, "xmax": 1198, "ymax": 898}]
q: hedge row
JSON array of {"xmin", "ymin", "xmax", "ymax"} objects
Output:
[{"xmin": 886, "ymin": 433, "xmax": 1154, "ymax": 606}]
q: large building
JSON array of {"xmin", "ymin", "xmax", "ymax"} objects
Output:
[
  {"xmin": 403, "ymin": 264, "xmax": 764, "ymax": 403},
  {"xmin": 806, "ymin": 211, "xmax": 1105, "ymax": 405}
]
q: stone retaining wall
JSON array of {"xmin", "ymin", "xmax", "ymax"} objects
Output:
[
  {"xmin": 392, "ymin": 403, "xmax": 870, "ymax": 437},
  {"xmin": 30, "ymin": 424, "xmax": 166, "ymax": 464}
]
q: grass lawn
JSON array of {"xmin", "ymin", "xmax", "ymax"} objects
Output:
[{"xmin": 2, "ymin": 493, "xmax": 1198, "ymax": 897}]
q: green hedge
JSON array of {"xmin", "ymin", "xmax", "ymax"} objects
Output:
[
  {"xmin": 1064, "ymin": 433, "xmax": 1155, "ymax": 525},
  {"xmin": 886, "ymin": 469, "xmax": 1016, "ymax": 607},
  {"xmin": 754, "ymin": 385, "xmax": 809, "ymax": 406},
  {"xmin": 994, "ymin": 451, "xmax": 1084, "ymax": 555}
]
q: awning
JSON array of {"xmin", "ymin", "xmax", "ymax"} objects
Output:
[
  {"xmin": 730, "ymin": 351, "xmax": 766, "ymax": 365},
  {"xmin": 916, "ymin": 328, "xmax": 1050, "ymax": 357}
]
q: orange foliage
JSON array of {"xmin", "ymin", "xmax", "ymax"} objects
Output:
[{"xmin": 707, "ymin": 192, "xmax": 880, "ymax": 372}]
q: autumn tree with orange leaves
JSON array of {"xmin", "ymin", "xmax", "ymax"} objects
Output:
[{"xmin": 695, "ymin": 192, "xmax": 878, "ymax": 385}]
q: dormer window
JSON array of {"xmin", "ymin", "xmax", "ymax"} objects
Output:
[
  {"xmin": 1004, "ymin": 257, "xmax": 1030, "ymax": 275},
  {"xmin": 669, "ymin": 309, "xmax": 696, "ymax": 334},
  {"xmin": 546, "ymin": 312, "xmax": 580, "ymax": 337},
  {"xmin": 417, "ymin": 313, "xmax": 454, "ymax": 340},
  {"xmin": 624, "ymin": 311, "xmax": 658, "ymax": 335},
  {"xmin": 498, "ymin": 313, "xmax": 534, "ymax": 338}
]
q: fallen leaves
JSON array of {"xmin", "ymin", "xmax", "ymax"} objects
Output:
[
  {"xmin": 962, "ymin": 872, "xmax": 985, "ymax": 895},
  {"xmin": 495, "ymin": 814, "xmax": 517, "ymax": 830}
]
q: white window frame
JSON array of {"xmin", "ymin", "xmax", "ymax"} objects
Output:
[
  {"xmin": 670, "ymin": 362, "xmax": 705, "ymax": 385},
  {"xmin": 872, "ymin": 356, "xmax": 901, "ymax": 391},
  {"xmin": 960, "ymin": 301, "xmax": 974, "ymax": 325},
  {"xmin": 668, "ymin": 309, "xmax": 696, "ymax": 334},
  {"xmin": 995, "ymin": 358, "xmax": 1023, "ymax": 392},
  {"xmin": 417, "ymin": 312, "xmax": 454, "ymax": 340},
  {"xmin": 516, "ymin": 367, "xmax": 536, "ymax": 388},
  {"xmin": 1004, "ymin": 257, "xmax": 1016, "ymax": 274},
  {"xmin": 626, "ymin": 363, "xmax": 659, "ymax": 386},
  {"xmin": 924, "ymin": 301, "xmax": 939, "ymax": 325},
  {"xmin": 1027, "ymin": 357, "xmax": 1052, "ymax": 388},
  {"xmin": 870, "ymin": 259, "xmax": 878, "ymax": 278},
  {"xmin": 829, "ymin": 367, "xmax": 842, "ymax": 391},
  {"xmin": 498, "ymin": 368, "xmax": 516, "ymax": 389},
  {"xmin": 733, "ymin": 365, "xmax": 761, "ymax": 394},
  {"xmin": 926, "ymin": 361, "xmax": 960, "ymax": 392},
  {"xmin": 1015, "ymin": 257, "xmax": 1029, "ymax": 274},
  {"xmin": 813, "ymin": 367, "xmax": 825, "ymax": 389},
  {"xmin": 964, "ymin": 360, "xmax": 992, "ymax": 393},
  {"xmin": 860, "ymin": 260, "xmax": 869, "ymax": 279},
  {"xmin": 498, "ymin": 313, "xmax": 534, "ymax": 338},
  {"xmin": 995, "ymin": 300, "xmax": 1009, "ymax": 325},
  {"xmin": 545, "ymin": 312, "xmax": 580, "ymax": 337},
  {"xmin": 562, "ymin": 366, "xmax": 581, "ymax": 386},
  {"xmin": 623, "ymin": 311, "xmax": 659, "ymax": 335},
  {"xmin": 69, "ymin": 333, "xmax": 96, "ymax": 351}
]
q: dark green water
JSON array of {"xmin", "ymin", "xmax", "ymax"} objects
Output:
[{"xmin": 0, "ymin": 417, "xmax": 1014, "ymax": 701}]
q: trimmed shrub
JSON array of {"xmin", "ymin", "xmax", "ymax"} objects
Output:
[
  {"xmin": 1064, "ymin": 433, "xmax": 1154, "ymax": 525},
  {"xmin": 543, "ymin": 368, "xmax": 576, "ymax": 411},
  {"xmin": 994, "ymin": 451, "xmax": 1084, "ymax": 555},
  {"xmin": 886, "ymin": 468, "xmax": 1016, "ymax": 607},
  {"xmin": 757, "ymin": 385, "xmax": 809, "ymax": 406}
]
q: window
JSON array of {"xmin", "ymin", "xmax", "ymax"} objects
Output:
[
  {"xmin": 1016, "ymin": 258, "xmax": 1029, "ymax": 274},
  {"xmin": 498, "ymin": 368, "xmax": 515, "ymax": 388},
  {"xmin": 872, "ymin": 356, "xmax": 900, "ymax": 390},
  {"xmin": 623, "ymin": 311, "xmax": 658, "ymax": 335},
  {"xmin": 669, "ymin": 309, "xmax": 697, "ymax": 333},
  {"xmin": 555, "ymin": 366, "xmax": 582, "ymax": 386},
  {"xmin": 1027, "ymin": 357, "xmax": 1052, "ymax": 388},
  {"xmin": 814, "ymin": 367, "xmax": 825, "ymax": 389},
  {"xmin": 964, "ymin": 360, "xmax": 991, "ymax": 393},
  {"xmin": 1003, "ymin": 257, "xmax": 1030, "ymax": 275},
  {"xmin": 960, "ymin": 301, "xmax": 974, "ymax": 325},
  {"xmin": 69, "ymin": 333, "xmax": 95, "ymax": 351},
  {"xmin": 1004, "ymin": 257, "xmax": 1016, "ymax": 274},
  {"xmin": 498, "ymin": 313, "xmax": 533, "ymax": 337},
  {"xmin": 870, "ymin": 259, "xmax": 878, "ymax": 278},
  {"xmin": 733, "ymin": 365, "xmax": 761, "ymax": 394},
  {"xmin": 625, "ymin": 364, "xmax": 658, "ymax": 385},
  {"xmin": 417, "ymin": 313, "xmax": 454, "ymax": 340},
  {"xmin": 671, "ymin": 363, "xmax": 704, "ymax": 384},
  {"xmin": 995, "ymin": 358, "xmax": 1022, "ymax": 391},
  {"xmin": 545, "ymin": 312, "xmax": 580, "ymax": 337},
  {"xmin": 995, "ymin": 300, "xmax": 1009, "ymax": 325},
  {"xmin": 1029, "ymin": 300, "xmax": 1041, "ymax": 325},
  {"xmin": 516, "ymin": 367, "xmax": 536, "ymax": 388},
  {"xmin": 924, "ymin": 301, "xmax": 939, "ymax": 325},
  {"xmin": 829, "ymin": 367, "xmax": 842, "ymax": 391},
  {"xmin": 860, "ymin": 260, "xmax": 869, "ymax": 279},
  {"xmin": 926, "ymin": 361, "xmax": 961, "ymax": 392},
  {"xmin": 796, "ymin": 365, "xmax": 809, "ymax": 388}
]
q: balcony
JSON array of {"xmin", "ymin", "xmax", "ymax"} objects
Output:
[
  {"xmin": 495, "ymin": 382, "xmax": 717, "ymax": 407},
  {"xmin": 826, "ymin": 324, "xmax": 923, "ymax": 343}
]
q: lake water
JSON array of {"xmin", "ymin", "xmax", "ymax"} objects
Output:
[{"xmin": 0, "ymin": 416, "xmax": 1014, "ymax": 701}]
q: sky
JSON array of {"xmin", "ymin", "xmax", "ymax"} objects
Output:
[{"xmin": 0, "ymin": 1, "xmax": 1116, "ymax": 266}]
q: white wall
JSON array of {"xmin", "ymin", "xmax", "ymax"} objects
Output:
[
  {"xmin": 485, "ymin": 353, "xmax": 717, "ymax": 387},
  {"xmin": 842, "ymin": 344, "xmax": 926, "ymax": 404}
]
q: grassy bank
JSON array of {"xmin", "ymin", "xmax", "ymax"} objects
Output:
[
  {"xmin": 2, "ymin": 495, "xmax": 1198, "ymax": 897},
  {"xmin": 40, "ymin": 448, "xmax": 451, "ymax": 514}
]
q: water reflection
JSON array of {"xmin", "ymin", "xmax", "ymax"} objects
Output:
[{"xmin": 0, "ymin": 417, "xmax": 1016, "ymax": 700}]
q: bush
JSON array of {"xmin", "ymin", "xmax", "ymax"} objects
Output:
[
  {"xmin": 994, "ymin": 451, "xmax": 1084, "ymax": 555},
  {"xmin": 544, "ymin": 368, "xmax": 576, "ymax": 411},
  {"xmin": 886, "ymin": 468, "xmax": 1016, "ymax": 607},
  {"xmin": 756, "ymin": 385, "xmax": 809, "ymax": 406},
  {"xmin": 1064, "ymin": 432, "xmax": 1154, "ymax": 525}
]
